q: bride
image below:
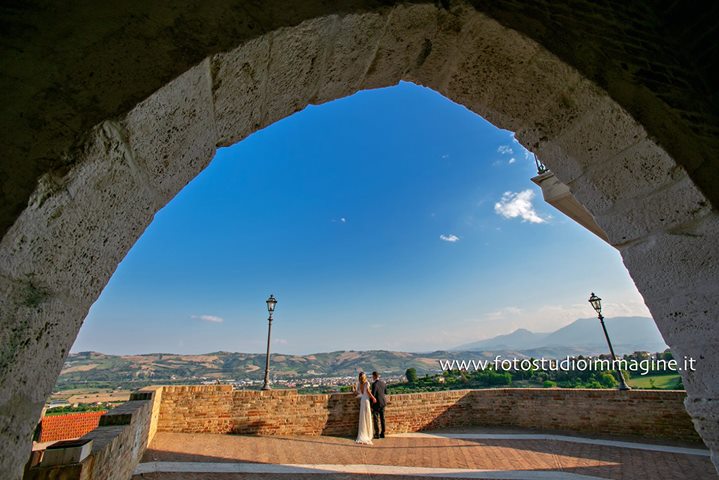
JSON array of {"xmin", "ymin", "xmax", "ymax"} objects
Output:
[{"xmin": 354, "ymin": 372, "xmax": 376, "ymax": 445}]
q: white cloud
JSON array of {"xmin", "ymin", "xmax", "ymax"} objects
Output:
[
  {"xmin": 440, "ymin": 234, "xmax": 460, "ymax": 243},
  {"xmin": 494, "ymin": 190, "xmax": 546, "ymax": 224},
  {"xmin": 340, "ymin": 217, "xmax": 346, "ymax": 223},
  {"xmin": 441, "ymin": 154, "xmax": 450, "ymax": 159},
  {"xmin": 497, "ymin": 145, "xmax": 514, "ymax": 155},
  {"xmin": 274, "ymin": 338, "xmax": 288, "ymax": 345},
  {"xmin": 192, "ymin": 314, "xmax": 224, "ymax": 323},
  {"xmin": 508, "ymin": 157, "xmax": 516, "ymax": 165}
]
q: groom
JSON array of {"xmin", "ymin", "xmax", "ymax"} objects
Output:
[{"xmin": 371, "ymin": 371, "xmax": 387, "ymax": 438}]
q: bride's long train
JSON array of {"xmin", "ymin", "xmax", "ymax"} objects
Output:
[{"xmin": 356, "ymin": 392, "xmax": 374, "ymax": 444}]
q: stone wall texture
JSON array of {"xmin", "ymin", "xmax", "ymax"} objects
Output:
[
  {"xmin": 156, "ymin": 386, "xmax": 701, "ymax": 443},
  {"xmin": 2, "ymin": 1, "xmax": 716, "ymax": 235},
  {"xmin": 26, "ymin": 390, "xmax": 161, "ymax": 480}
]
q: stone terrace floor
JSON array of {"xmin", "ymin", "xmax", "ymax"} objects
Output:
[{"xmin": 133, "ymin": 429, "xmax": 717, "ymax": 480}]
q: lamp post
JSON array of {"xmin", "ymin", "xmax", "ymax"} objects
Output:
[
  {"xmin": 588, "ymin": 293, "xmax": 631, "ymax": 391},
  {"xmin": 262, "ymin": 294, "xmax": 277, "ymax": 391}
]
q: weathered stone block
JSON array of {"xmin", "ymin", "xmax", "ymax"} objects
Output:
[
  {"xmin": 556, "ymin": 96, "xmax": 645, "ymax": 173},
  {"xmin": 671, "ymin": 343, "xmax": 719, "ymax": 398},
  {"xmin": 405, "ymin": 7, "xmax": 468, "ymax": 91},
  {"xmin": 0, "ymin": 122, "xmax": 158, "ymax": 304},
  {"xmin": 620, "ymin": 213, "xmax": 719, "ymax": 298},
  {"xmin": 263, "ymin": 17, "xmax": 337, "ymax": 128},
  {"xmin": 564, "ymin": 138, "xmax": 684, "ymax": 223},
  {"xmin": 361, "ymin": 4, "xmax": 437, "ymax": 91},
  {"xmin": 0, "ymin": 291, "xmax": 87, "ymax": 404},
  {"xmin": 124, "ymin": 58, "xmax": 218, "ymax": 203},
  {"xmin": 441, "ymin": 12, "xmax": 542, "ymax": 132},
  {"xmin": 315, "ymin": 12, "xmax": 387, "ymax": 104},
  {"xmin": 212, "ymin": 37, "xmax": 272, "ymax": 147},
  {"xmin": 515, "ymin": 77, "xmax": 603, "ymax": 152},
  {"xmin": 648, "ymin": 288, "xmax": 719, "ymax": 347},
  {"xmin": 592, "ymin": 175, "xmax": 712, "ymax": 245},
  {"xmin": 532, "ymin": 141, "xmax": 586, "ymax": 185}
]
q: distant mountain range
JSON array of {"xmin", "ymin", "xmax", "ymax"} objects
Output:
[
  {"xmin": 453, "ymin": 316, "xmax": 667, "ymax": 356},
  {"xmin": 57, "ymin": 317, "xmax": 668, "ymax": 389}
]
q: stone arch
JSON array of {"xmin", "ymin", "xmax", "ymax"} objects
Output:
[{"xmin": 1, "ymin": 3, "xmax": 717, "ymax": 476}]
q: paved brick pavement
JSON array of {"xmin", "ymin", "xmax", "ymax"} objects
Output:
[{"xmin": 134, "ymin": 431, "xmax": 717, "ymax": 480}]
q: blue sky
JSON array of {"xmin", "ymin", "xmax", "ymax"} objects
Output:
[{"xmin": 72, "ymin": 82, "xmax": 649, "ymax": 355}]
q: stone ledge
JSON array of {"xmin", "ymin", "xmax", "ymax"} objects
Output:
[
  {"xmin": 98, "ymin": 398, "xmax": 150, "ymax": 426},
  {"xmin": 27, "ymin": 391, "xmax": 162, "ymax": 480}
]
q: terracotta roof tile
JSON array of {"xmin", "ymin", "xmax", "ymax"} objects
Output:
[{"xmin": 39, "ymin": 411, "xmax": 107, "ymax": 442}]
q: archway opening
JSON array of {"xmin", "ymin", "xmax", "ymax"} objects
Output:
[{"xmin": 62, "ymin": 82, "xmax": 655, "ymax": 389}]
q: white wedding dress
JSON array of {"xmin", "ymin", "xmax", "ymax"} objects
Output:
[{"xmin": 355, "ymin": 380, "xmax": 373, "ymax": 445}]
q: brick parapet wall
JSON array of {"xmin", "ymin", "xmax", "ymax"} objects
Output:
[
  {"xmin": 80, "ymin": 398, "xmax": 153, "ymax": 480},
  {"xmin": 136, "ymin": 385, "xmax": 163, "ymax": 447},
  {"xmin": 157, "ymin": 386, "xmax": 701, "ymax": 444},
  {"xmin": 27, "ymin": 388, "xmax": 163, "ymax": 480},
  {"xmin": 156, "ymin": 386, "xmax": 360, "ymax": 436},
  {"xmin": 384, "ymin": 389, "xmax": 475, "ymax": 433},
  {"xmin": 469, "ymin": 389, "xmax": 700, "ymax": 442}
]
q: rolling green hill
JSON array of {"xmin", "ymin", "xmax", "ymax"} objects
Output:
[
  {"xmin": 59, "ymin": 347, "xmax": 679, "ymax": 392},
  {"xmin": 628, "ymin": 373, "xmax": 682, "ymax": 389},
  {"xmin": 57, "ymin": 350, "xmax": 464, "ymax": 390}
]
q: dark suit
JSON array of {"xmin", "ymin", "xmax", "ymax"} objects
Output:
[{"xmin": 371, "ymin": 378, "xmax": 387, "ymax": 437}]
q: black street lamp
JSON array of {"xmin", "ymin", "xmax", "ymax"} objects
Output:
[
  {"xmin": 588, "ymin": 293, "xmax": 631, "ymax": 391},
  {"xmin": 262, "ymin": 294, "xmax": 278, "ymax": 391}
]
